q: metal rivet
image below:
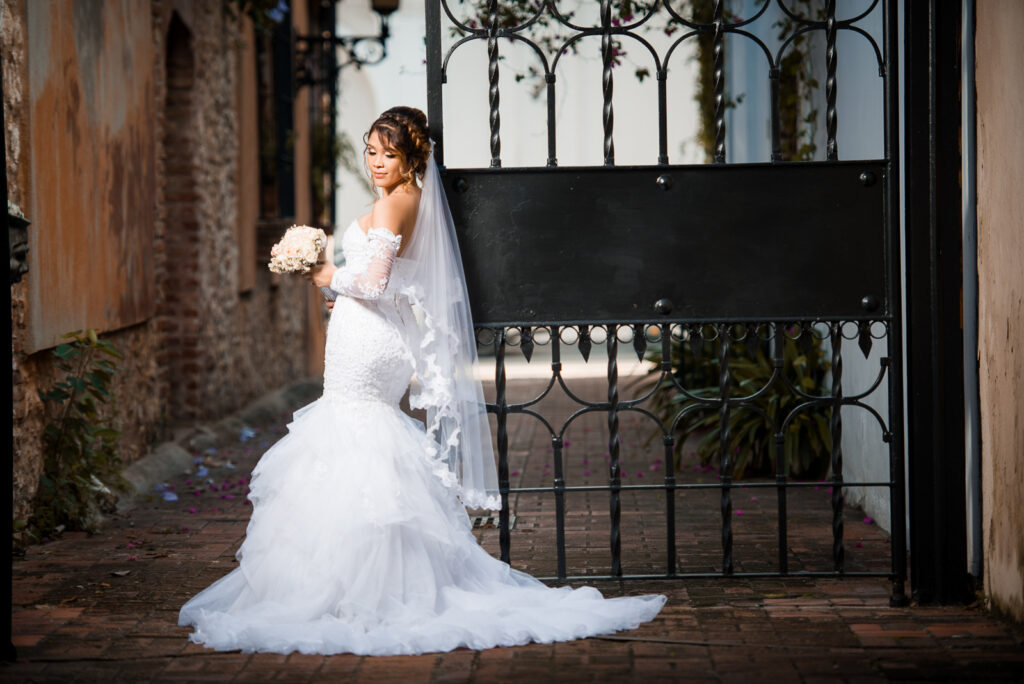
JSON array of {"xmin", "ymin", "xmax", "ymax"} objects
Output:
[
  {"xmin": 859, "ymin": 171, "xmax": 876, "ymax": 187},
  {"xmin": 654, "ymin": 298, "xmax": 673, "ymax": 315},
  {"xmin": 861, "ymin": 295, "xmax": 879, "ymax": 311},
  {"xmin": 656, "ymin": 174, "xmax": 673, "ymax": 191},
  {"xmin": 454, "ymin": 177, "xmax": 468, "ymax": 193}
]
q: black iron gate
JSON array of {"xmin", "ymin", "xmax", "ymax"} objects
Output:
[{"xmin": 426, "ymin": 0, "xmax": 907, "ymax": 604}]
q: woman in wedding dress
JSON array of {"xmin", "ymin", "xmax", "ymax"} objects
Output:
[{"xmin": 177, "ymin": 106, "xmax": 666, "ymax": 655}]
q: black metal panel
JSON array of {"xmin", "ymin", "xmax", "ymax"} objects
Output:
[{"xmin": 445, "ymin": 162, "xmax": 887, "ymax": 324}]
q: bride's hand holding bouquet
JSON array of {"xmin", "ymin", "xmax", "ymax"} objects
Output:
[{"xmin": 268, "ymin": 224, "xmax": 337, "ymax": 305}]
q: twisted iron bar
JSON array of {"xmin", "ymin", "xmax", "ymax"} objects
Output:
[
  {"xmin": 825, "ymin": 0, "xmax": 839, "ymax": 161},
  {"xmin": 773, "ymin": 323, "xmax": 789, "ymax": 573},
  {"xmin": 608, "ymin": 324, "xmax": 622, "ymax": 576},
  {"xmin": 660, "ymin": 323, "xmax": 678, "ymax": 575},
  {"xmin": 495, "ymin": 327, "xmax": 510, "ymax": 562},
  {"xmin": 712, "ymin": 0, "xmax": 726, "ymax": 163},
  {"xmin": 831, "ymin": 323, "xmax": 845, "ymax": 573},
  {"xmin": 552, "ymin": 432, "xmax": 567, "ymax": 578},
  {"xmin": 718, "ymin": 325, "xmax": 733, "ymax": 574},
  {"xmin": 601, "ymin": 0, "xmax": 615, "ymax": 165},
  {"xmin": 487, "ymin": 0, "xmax": 501, "ymax": 167}
]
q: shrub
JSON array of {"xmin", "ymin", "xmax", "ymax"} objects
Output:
[
  {"xmin": 20, "ymin": 330, "xmax": 130, "ymax": 543},
  {"xmin": 642, "ymin": 324, "xmax": 832, "ymax": 480}
]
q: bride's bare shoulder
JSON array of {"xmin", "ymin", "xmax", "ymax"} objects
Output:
[{"xmin": 370, "ymin": 190, "xmax": 420, "ymax": 236}]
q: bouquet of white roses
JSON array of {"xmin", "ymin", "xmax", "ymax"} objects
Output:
[{"xmin": 268, "ymin": 224, "xmax": 336, "ymax": 301}]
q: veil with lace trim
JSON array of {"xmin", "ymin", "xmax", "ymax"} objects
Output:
[{"xmin": 390, "ymin": 145, "xmax": 500, "ymax": 510}]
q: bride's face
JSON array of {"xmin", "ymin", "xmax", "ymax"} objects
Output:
[{"xmin": 365, "ymin": 130, "xmax": 405, "ymax": 191}]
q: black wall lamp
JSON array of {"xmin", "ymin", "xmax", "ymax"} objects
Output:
[{"xmin": 295, "ymin": 0, "xmax": 400, "ymax": 86}]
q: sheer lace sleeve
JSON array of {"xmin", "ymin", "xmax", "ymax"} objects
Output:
[{"xmin": 330, "ymin": 227, "xmax": 402, "ymax": 300}]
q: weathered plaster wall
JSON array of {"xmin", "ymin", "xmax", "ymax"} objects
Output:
[
  {"xmin": 6, "ymin": 0, "xmax": 315, "ymax": 522},
  {"xmin": 25, "ymin": 0, "xmax": 157, "ymax": 353},
  {"xmin": 976, "ymin": 0, "xmax": 1024, "ymax": 622}
]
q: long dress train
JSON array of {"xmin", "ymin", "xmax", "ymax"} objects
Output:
[{"xmin": 177, "ymin": 219, "xmax": 666, "ymax": 655}]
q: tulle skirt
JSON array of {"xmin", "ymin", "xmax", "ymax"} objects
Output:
[{"xmin": 177, "ymin": 396, "xmax": 666, "ymax": 655}]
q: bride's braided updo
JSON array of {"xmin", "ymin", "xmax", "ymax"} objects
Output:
[{"xmin": 364, "ymin": 106, "xmax": 431, "ymax": 188}]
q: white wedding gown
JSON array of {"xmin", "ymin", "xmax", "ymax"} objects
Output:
[{"xmin": 177, "ymin": 219, "xmax": 666, "ymax": 655}]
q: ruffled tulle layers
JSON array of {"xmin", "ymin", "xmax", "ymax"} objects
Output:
[{"xmin": 177, "ymin": 396, "xmax": 666, "ymax": 656}]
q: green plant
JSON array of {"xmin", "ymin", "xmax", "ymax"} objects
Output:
[
  {"xmin": 773, "ymin": 0, "xmax": 825, "ymax": 161},
  {"xmin": 641, "ymin": 326, "xmax": 832, "ymax": 479},
  {"xmin": 25, "ymin": 330, "xmax": 129, "ymax": 543}
]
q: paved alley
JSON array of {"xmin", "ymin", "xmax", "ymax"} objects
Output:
[{"xmin": 5, "ymin": 375, "xmax": 1023, "ymax": 682}]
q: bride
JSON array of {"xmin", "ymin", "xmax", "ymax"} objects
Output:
[{"xmin": 177, "ymin": 106, "xmax": 666, "ymax": 655}]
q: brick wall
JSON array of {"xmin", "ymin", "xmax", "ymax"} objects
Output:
[{"xmin": 158, "ymin": 13, "xmax": 203, "ymax": 421}]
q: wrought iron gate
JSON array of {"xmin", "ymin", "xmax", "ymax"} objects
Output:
[{"xmin": 426, "ymin": 0, "xmax": 906, "ymax": 604}]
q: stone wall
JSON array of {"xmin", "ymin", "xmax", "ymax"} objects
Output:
[
  {"xmin": 976, "ymin": 0, "xmax": 1024, "ymax": 623},
  {"xmin": 5, "ymin": 0, "xmax": 318, "ymax": 522}
]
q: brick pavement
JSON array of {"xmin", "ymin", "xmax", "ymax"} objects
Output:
[{"xmin": 4, "ymin": 376, "xmax": 1023, "ymax": 682}]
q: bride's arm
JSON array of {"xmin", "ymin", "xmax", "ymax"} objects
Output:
[
  {"xmin": 327, "ymin": 228, "xmax": 401, "ymax": 299},
  {"xmin": 309, "ymin": 195, "xmax": 411, "ymax": 299}
]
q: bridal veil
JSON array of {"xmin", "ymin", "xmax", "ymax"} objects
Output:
[{"xmin": 391, "ymin": 146, "xmax": 501, "ymax": 510}]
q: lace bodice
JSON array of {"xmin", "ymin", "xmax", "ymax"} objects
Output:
[{"xmin": 321, "ymin": 220, "xmax": 415, "ymax": 407}]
